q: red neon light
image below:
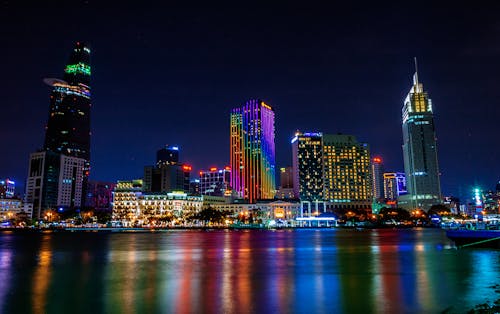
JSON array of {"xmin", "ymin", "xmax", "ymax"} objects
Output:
[
  {"xmin": 183, "ymin": 165, "xmax": 192, "ymax": 171},
  {"xmin": 373, "ymin": 157, "xmax": 382, "ymax": 163},
  {"xmin": 210, "ymin": 167, "xmax": 217, "ymax": 172}
]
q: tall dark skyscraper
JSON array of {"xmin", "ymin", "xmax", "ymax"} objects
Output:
[
  {"xmin": 25, "ymin": 42, "xmax": 91, "ymax": 217},
  {"xmin": 400, "ymin": 59, "xmax": 441, "ymax": 211},
  {"xmin": 43, "ymin": 42, "xmax": 91, "ymax": 177},
  {"xmin": 292, "ymin": 131, "xmax": 323, "ymax": 202}
]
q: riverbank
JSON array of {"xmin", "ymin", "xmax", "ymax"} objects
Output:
[{"xmin": 0, "ymin": 225, "xmax": 438, "ymax": 233}]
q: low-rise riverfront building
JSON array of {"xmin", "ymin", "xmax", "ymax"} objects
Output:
[
  {"xmin": 112, "ymin": 179, "xmax": 300, "ymax": 226},
  {"xmin": 0, "ymin": 198, "xmax": 33, "ymax": 220}
]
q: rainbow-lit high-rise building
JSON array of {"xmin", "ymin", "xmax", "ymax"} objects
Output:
[{"xmin": 230, "ymin": 99, "xmax": 276, "ymax": 203}]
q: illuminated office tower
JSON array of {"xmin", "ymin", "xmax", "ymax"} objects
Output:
[
  {"xmin": 371, "ymin": 157, "xmax": 384, "ymax": 200},
  {"xmin": 383, "ymin": 172, "xmax": 407, "ymax": 200},
  {"xmin": 291, "ymin": 131, "xmax": 323, "ymax": 201},
  {"xmin": 322, "ymin": 134, "xmax": 372, "ymax": 210},
  {"xmin": 42, "ymin": 42, "xmax": 91, "ymax": 213},
  {"xmin": 199, "ymin": 167, "xmax": 231, "ymax": 196},
  {"xmin": 43, "ymin": 42, "xmax": 91, "ymax": 173},
  {"xmin": 230, "ymin": 99, "xmax": 276, "ymax": 203},
  {"xmin": 401, "ymin": 59, "xmax": 441, "ymax": 210}
]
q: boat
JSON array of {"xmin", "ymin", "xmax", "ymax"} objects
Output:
[{"xmin": 446, "ymin": 229, "xmax": 500, "ymax": 248}]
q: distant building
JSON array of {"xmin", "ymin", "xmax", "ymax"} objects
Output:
[
  {"xmin": 230, "ymin": 99, "xmax": 276, "ymax": 203},
  {"xmin": 383, "ymin": 172, "xmax": 407, "ymax": 200},
  {"xmin": 157, "ymin": 145, "xmax": 179, "ymax": 166},
  {"xmin": 143, "ymin": 146, "xmax": 191, "ymax": 193},
  {"xmin": 85, "ymin": 181, "xmax": 115, "ymax": 210},
  {"xmin": 279, "ymin": 167, "xmax": 294, "ymax": 189},
  {"xmin": 199, "ymin": 167, "xmax": 231, "ymax": 196},
  {"xmin": 371, "ymin": 157, "xmax": 384, "ymax": 200},
  {"xmin": 443, "ymin": 196, "xmax": 461, "ymax": 214},
  {"xmin": 401, "ymin": 60, "xmax": 441, "ymax": 210},
  {"xmin": 25, "ymin": 151, "xmax": 85, "ymax": 218},
  {"xmin": 0, "ymin": 179, "xmax": 15, "ymax": 198},
  {"xmin": 189, "ymin": 179, "xmax": 200, "ymax": 195}
]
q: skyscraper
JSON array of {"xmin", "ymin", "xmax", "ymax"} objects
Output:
[
  {"xmin": 291, "ymin": 131, "xmax": 323, "ymax": 201},
  {"xmin": 371, "ymin": 157, "xmax": 384, "ymax": 200},
  {"xmin": 401, "ymin": 59, "xmax": 441, "ymax": 210},
  {"xmin": 43, "ymin": 42, "xmax": 91, "ymax": 173},
  {"xmin": 25, "ymin": 42, "xmax": 91, "ymax": 217},
  {"xmin": 230, "ymin": 99, "xmax": 276, "ymax": 203},
  {"xmin": 383, "ymin": 172, "xmax": 407, "ymax": 200}
]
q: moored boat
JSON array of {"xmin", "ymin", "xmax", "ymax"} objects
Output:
[{"xmin": 446, "ymin": 229, "xmax": 500, "ymax": 248}]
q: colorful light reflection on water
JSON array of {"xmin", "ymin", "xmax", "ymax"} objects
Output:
[{"xmin": 0, "ymin": 229, "xmax": 499, "ymax": 313}]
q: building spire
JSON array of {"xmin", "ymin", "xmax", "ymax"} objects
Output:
[{"xmin": 413, "ymin": 57, "xmax": 419, "ymax": 86}]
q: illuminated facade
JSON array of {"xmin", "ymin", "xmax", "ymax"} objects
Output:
[
  {"xmin": 25, "ymin": 151, "xmax": 85, "ymax": 218},
  {"xmin": 85, "ymin": 181, "xmax": 116, "ymax": 210},
  {"xmin": 230, "ymin": 99, "xmax": 276, "ymax": 203},
  {"xmin": 112, "ymin": 180, "xmax": 204, "ymax": 226},
  {"xmin": 292, "ymin": 131, "xmax": 323, "ymax": 201},
  {"xmin": 371, "ymin": 157, "xmax": 384, "ymax": 199},
  {"xmin": 322, "ymin": 134, "xmax": 372, "ymax": 210},
  {"xmin": 0, "ymin": 198, "xmax": 33, "ymax": 220},
  {"xmin": 0, "ymin": 179, "xmax": 15, "ymax": 198},
  {"xmin": 383, "ymin": 172, "xmax": 407, "ymax": 200},
  {"xmin": 199, "ymin": 167, "xmax": 231, "ymax": 196},
  {"xmin": 401, "ymin": 60, "xmax": 441, "ymax": 210}
]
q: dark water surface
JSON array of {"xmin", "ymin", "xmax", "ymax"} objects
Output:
[{"xmin": 0, "ymin": 229, "xmax": 499, "ymax": 313}]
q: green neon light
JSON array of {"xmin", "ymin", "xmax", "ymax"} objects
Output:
[{"xmin": 64, "ymin": 62, "xmax": 91, "ymax": 76}]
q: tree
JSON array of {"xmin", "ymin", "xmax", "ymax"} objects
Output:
[
  {"xmin": 379, "ymin": 207, "xmax": 411, "ymax": 221},
  {"xmin": 428, "ymin": 204, "xmax": 451, "ymax": 216},
  {"xmin": 196, "ymin": 207, "xmax": 226, "ymax": 225}
]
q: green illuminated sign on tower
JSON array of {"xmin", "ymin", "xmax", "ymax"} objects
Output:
[{"xmin": 64, "ymin": 62, "xmax": 91, "ymax": 76}]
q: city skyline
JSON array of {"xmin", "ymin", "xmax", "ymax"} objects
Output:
[{"xmin": 1, "ymin": 4, "xmax": 500, "ymax": 201}]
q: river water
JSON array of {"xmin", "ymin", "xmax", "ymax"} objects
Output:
[{"xmin": 0, "ymin": 228, "xmax": 499, "ymax": 313}]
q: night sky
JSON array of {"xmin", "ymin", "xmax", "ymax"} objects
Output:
[{"xmin": 1, "ymin": 3, "xmax": 499, "ymax": 200}]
